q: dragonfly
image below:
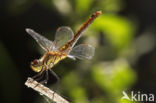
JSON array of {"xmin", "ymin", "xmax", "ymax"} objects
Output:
[{"xmin": 26, "ymin": 11, "xmax": 102, "ymax": 84}]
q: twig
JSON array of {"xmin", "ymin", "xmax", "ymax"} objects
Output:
[{"xmin": 25, "ymin": 77, "xmax": 69, "ymax": 103}]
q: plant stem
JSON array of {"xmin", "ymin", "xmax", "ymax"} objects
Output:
[{"xmin": 25, "ymin": 77, "xmax": 69, "ymax": 103}]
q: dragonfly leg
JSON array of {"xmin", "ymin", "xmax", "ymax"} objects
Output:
[
  {"xmin": 36, "ymin": 71, "xmax": 46, "ymax": 81},
  {"xmin": 49, "ymin": 69, "xmax": 60, "ymax": 83},
  {"xmin": 45, "ymin": 70, "xmax": 49, "ymax": 84},
  {"xmin": 40, "ymin": 70, "xmax": 49, "ymax": 85},
  {"xmin": 32, "ymin": 68, "xmax": 45, "ymax": 81},
  {"xmin": 49, "ymin": 69, "xmax": 60, "ymax": 100},
  {"xmin": 32, "ymin": 71, "xmax": 46, "ymax": 88},
  {"xmin": 32, "ymin": 73, "xmax": 41, "ymax": 80}
]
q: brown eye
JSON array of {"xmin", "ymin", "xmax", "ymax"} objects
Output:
[{"xmin": 31, "ymin": 59, "xmax": 39, "ymax": 65}]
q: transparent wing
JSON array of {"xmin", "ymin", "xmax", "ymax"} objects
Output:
[
  {"xmin": 68, "ymin": 44, "xmax": 95, "ymax": 60},
  {"xmin": 26, "ymin": 28, "xmax": 54, "ymax": 51},
  {"xmin": 53, "ymin": 26, "xmax": 74, "ymax": 50}
]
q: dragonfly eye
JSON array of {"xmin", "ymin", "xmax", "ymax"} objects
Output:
[
  {"xmin": 30, "ymin": 59, "xmax": 42, "ymax": 72},
  {"xmin": 31, "ymin": 59, "xmax": 39, "ymax": 66}
]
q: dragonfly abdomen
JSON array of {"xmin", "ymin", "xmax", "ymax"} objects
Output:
[{"xmin": 59, "ymin": 11, "xmax": 102, "ymax": 52}]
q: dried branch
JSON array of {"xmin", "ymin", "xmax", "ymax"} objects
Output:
[{"xmin": 25, "ymin": 77, "xmax": 69, "ymax": 103}]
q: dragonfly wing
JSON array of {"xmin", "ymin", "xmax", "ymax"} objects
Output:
[
  {"xmin": 26, "ymin": 28, "xmax": 54, "ymax": 51},
  {"xmin": 67, "ymin": 55, "xmax": 76, "ymax": 60},
  {"xmin": 53, "ymin": 26, "xmax": 74, "ymax": 50},
  {"xmin": 68, "ymin": 44, "xmax": 95, "ymax": 60}
]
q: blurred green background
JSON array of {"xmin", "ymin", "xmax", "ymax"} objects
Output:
[{"xmin": 0, "ymin": 0, "xmax": 156, "ymax": 103}]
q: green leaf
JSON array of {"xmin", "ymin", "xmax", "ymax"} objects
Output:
[
  {"xmin": 92, "ymin": 59, "xmax": 136, "ymax": 94},
  {"xmin": 92, "ymin": 14, "xmax": 136, "ymax": 50},
  {"xmin": 75, "ymin": 0, "xmax": 93, "ymax": 14}
]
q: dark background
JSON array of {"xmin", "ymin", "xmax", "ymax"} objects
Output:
[{"xmin": 0, "ymin": 0, "xmax": 156, "ymax": 103}]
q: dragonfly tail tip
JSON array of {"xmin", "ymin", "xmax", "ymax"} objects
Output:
[{"xmin": 96, "ymin": 10, "xmax": 102, "ymax": 15}]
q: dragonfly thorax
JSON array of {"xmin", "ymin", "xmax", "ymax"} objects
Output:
[{"xmin": 30, "ymin": 52, "xmax": 67, "ymax": 73}]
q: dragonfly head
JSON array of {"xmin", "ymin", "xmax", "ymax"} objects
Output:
[{"xmin": 30, "ymin": 59, "xmax": 42, "ymax": 72}]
